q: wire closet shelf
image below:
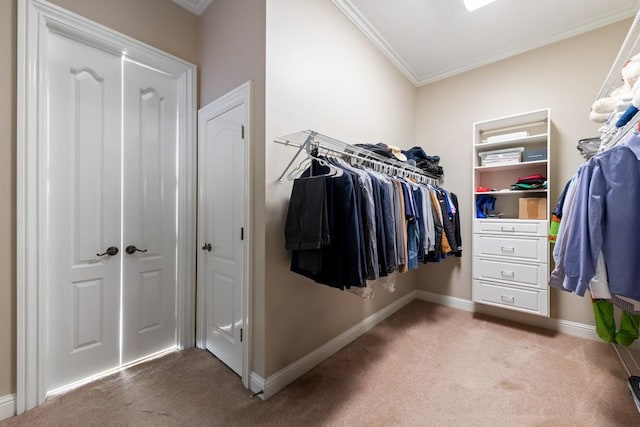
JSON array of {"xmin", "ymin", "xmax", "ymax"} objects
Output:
[
  {"xmin": 591, "ymin": 10, "xmax": 640, "ymax": 151},
  {"xmin": 275, "ymin": 130, "xmax": 442, "ymax": 185}
]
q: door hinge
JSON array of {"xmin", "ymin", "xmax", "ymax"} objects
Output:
[
  {"xmin": 240, "ymin": 328, "xmax": 243, "ymax": 342},
  {"xmin": 241, "ymin": 227, "xmax": 244, "ymax": 240},
  {"xmin": 241, "ymin": 125, "xmax": 245, "ymax": 139}
]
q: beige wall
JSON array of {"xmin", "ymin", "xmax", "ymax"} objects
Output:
[
  {"xmin": 1, "ymin": 0, "xmax": 632, "ymax": 399},
  {"xmin": 199, "ymin": 0, "xmax": 267, "ymax": 377},
  {"xmin": 264, "ymin": 0, "xmax": 418, "ymax": 377},
  {"xmin": 0, "ymin": 0, "xmax": 199, "ymax": 397},
  {"xmin": 0, "ymin": 0, "xmax": 17, "ymax": 398},
  {"xmin": 414, "ymin": 19, "xmax": 631, "ymax": 326},
  {"xmin": 49, "ymin": 0, "xmax": 199, "ymax": 65}
]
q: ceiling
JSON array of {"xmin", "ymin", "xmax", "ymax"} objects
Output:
[
  {"xmin": 332, "ymin": 0, "xmax": 640, "ymax": 86},
  {"xmin": 173, "ymin": 0, "xmax": 640, "ymax": 85}
]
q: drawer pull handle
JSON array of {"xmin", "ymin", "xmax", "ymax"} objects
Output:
[
  {"xmin": 501, "ymin": 226, "xmax": 515, "ymax": 232},
  {"xmin": 501, "ymin": 295, "xmax": 515, "ymax": 303},
  {"xmin": 501, "ymin": 246, "xmax": 515, "ymax": 252},
  {"xmin": 501, "ymin": 270, "xmax": 515, "ymax": 277}
]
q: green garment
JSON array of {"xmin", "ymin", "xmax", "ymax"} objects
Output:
[{"xmin": 592, "ymin": 299, "xmax": 640, "ymax": 346}]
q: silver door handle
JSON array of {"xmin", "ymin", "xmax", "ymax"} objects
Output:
[
  {"xmin": 501, "ymin": 226, "xmax": 515, "ymax": 232},
  {"xmin": 501, "ymin": 295, "xmax": 515, "ymax": 303},
  {"xmin": 501, "ymin": 246, "xmax": 515, "ymax": 252},
  {"xmin": 501, "ymin": 270, "xmax": 515, "ymax": 277}
]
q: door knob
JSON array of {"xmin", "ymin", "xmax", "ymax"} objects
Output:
[
  {"xmin": 202, "ymin": 243, "xmax": 212, "ymax": 252},
  {"xmin": 97, "ymin": 246, "xmax": 119, "ymax": 257},
  {"xmin": 125, "ymin": 245, "xmax": 148, "ymax": 255}
]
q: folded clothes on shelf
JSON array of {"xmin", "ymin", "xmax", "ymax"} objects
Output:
[
  {"xmin": 516, "ymin": 173, "xmax": 545, "ymax": 184},
  {"xmin": 511, "ymin": 173, "xmax": 547, "ymax": 190},
  {"xmin": 476, "ymin": 195, "xmax": 496, "ymax": 219}
]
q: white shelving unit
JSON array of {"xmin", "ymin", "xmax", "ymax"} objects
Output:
[{"xmin": 471, "ymin": 108, "xmax": 551, "ymax": 317}]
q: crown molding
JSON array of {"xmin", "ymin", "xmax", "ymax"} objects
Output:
[
  {"xmin": 333, "ymin": 0, "xmax": 640, "ymax": 87},
  {"xmin": 416, "ymin": 4, "xmax": 640, "ymax": 86},
  {"xmin": 171, "ymin": 0, "xmax": 214, "ymax": 16},
  {"xmin": 331, "ymin": 0, "xmax": 419, "ymax": 86}
]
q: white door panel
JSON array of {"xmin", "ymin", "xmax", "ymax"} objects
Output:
[
  {"xmin": 47, "ymin": 36, "xmax": 180, "ymax": 392},
  {"xmin": 121, "ymin": 59, "xmax": 178, "ymax": 364},
  {"xmin": 47, "ymin": 32, "xmax": 122, "ymax": 391},
  {"xmin": 202, "ymin": 104, "xmax": 245, "ymax": 375}
]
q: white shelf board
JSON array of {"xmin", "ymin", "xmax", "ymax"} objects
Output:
[
  {"xmin": 474, "ymin": 160, "xmax": 548, "ymax": 172},
  {"xmin": 476, "ymin": 133, "xmax": 547, "ymax": 151},
  {"xmin": 474, "ymin": 109, "xmax": 549, "ymax": 133},
  {"xmin": 474, "ymin": 189, "xmax": 548, "ymax": 196}
]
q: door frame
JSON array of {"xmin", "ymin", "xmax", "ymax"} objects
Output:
[
  {"xmin": 17, "ymin": 0, "xmax": 197, "ymax": 413},
  {"xmin": 196, "ymin": 81, "xmax": 253, "ymax": 390}
]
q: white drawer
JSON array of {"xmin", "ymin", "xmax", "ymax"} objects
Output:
[
  {"xmin": 473, "ymin": 234, "xmax": 547, "ymax": 262},
  {"xmin": 473, "ymin": 257, "xmax": 547, "ymax": 289},
  {"xmin": 473, "ymin": 280, "xmax": 549, "ymax": 316},
  {"xmin": 473, "ymin": 220, "xmax": 547, "ymax": 236}
]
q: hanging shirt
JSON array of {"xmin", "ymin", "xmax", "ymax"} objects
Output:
[
  {"xmin": 335, "ymin": 159, "xmax": 379, "ymax": 281},
  {"xmin": 429, "ymin": 190, "xmax": 451, "ymax": 255},
  {"xmin": 450, "ymin": 192, "xmax": 462, "ymax": 257},
  {"xmin": 421, "ymin": 186, "xmax": 435, "ymax": 252},
  {"xmin": 548, "ymin": 171, "xmax": 581, "ymax": 291},
  {"xmin": 425, "ymin": 187, "xmax": 444, "ymax": 262},
  {"xmin": 435, "ymin": 188, "xmax": 458, "ymax": 254},
  {"xmin": 562, "ymin": 133, "xmax": 640, "ymax": 300},
  {"xmin": 392, "ymin": 179, "xmax": 409, "ymax": 272},
  {"xmin": 412, "ymin": 185, "xmax": 426, "ymax": 263},
  {"xmin": 368, "ymin": 172, "xmax": 389, "ymax": 277},
  {"xmin": 373, "ymin": 173, "xmax": 398, "ymax": 274}
]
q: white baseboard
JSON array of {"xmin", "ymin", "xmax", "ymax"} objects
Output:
[
  {"xmin": 249, "ymin": 372, "xmax": 265, "ymax": 399},
  {"xmin": 0, "ymin": 394, "xmax": 16, "ymax": 421},
  {"xmin": 416, "ymin": 290, "xmax": 640, "ymax": 349},
  {"xmin": 262, "ymin": 290, "xmax": 417, "ymax": 400},
  {"xmin": 415, "ymin": 290, "xmax": 474, "ymax": 312},
  {"xmin": 417, "ymin": 289, "xmax": 600, "ymax": 338}
]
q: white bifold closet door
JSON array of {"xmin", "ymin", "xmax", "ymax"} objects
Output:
[{"xmin": 46, "ymin": 32, "xmax": 178, "ymax": 392}]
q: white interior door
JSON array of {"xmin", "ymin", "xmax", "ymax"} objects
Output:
[
  {"xmin": 200, "ymin": 104, "xmax": 246, "ymax": 376},
  {"xmin": 46, "ymin": 32, "xmax": 122, "ymax": 391},
  {"xmin": 45, "ymin": 36, "xmax": 179, "ymax": 392},
  {"xmin": 121, "ymin": 59, "xmax": 179, "ymax": 364},
  {"xmin": 20, "ymin": 1, "xmax": 197, "ymax": 410}
]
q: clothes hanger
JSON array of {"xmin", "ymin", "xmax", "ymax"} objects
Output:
[
  {"xmin": 286, "ymin": 155, "xmax": 312, "ymax": 181},
  {"xmin": 311, "ymin": 154, "xmax": 344, "ymax": 178}
]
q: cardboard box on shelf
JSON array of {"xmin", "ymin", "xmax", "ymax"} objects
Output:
[{"xmin": 518, "ymin": 197, "xmax": 547, "ymax": 219}]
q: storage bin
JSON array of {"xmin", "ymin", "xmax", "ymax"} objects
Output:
[
  {"xmin": 478, "ymin": 147, "xmax": 524, "ymax": 166},
  {"xmin": 524, "ymin": 148, "xmax": 548, "ymax": 162},
  {"xmin": 518, "ymin": 198, "xmax": 546, "ymax": 219}
]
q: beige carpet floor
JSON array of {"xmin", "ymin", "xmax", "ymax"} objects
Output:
[{"xmin": 3, "ymin": 301, "xmax": 640, "ymax": 426}]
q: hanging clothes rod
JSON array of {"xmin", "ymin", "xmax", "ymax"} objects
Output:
[{"xmin": 275, "ymin": 130, "xmax": 441, "ymax": 184}]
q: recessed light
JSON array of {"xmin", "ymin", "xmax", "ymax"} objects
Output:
[{"xmin": 464, "ymin": 0, "xmax": 497, "ymax": 12}]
